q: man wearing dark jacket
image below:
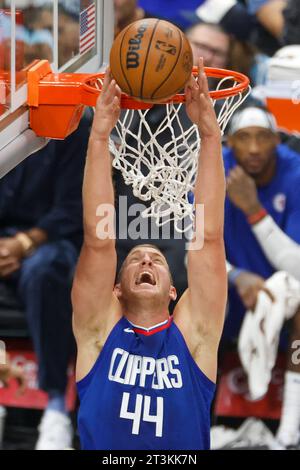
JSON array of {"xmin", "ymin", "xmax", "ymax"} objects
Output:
[{"xmin": 0, "ymin": 115, "xmax": 90, "ymax": 450}]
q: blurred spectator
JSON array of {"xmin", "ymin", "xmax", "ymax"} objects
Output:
[
  {"xmin": 196, "ymin": 0, "xmax": 256, "ymax": 42},
  {"xmin": 114, "ymin": 0, "xmax": 146, "ymax": 36},
  {"xmin": 196, "ymin": 0, "xmax": 282, "ymax": 57},
  {"xmin": 186, "ymin": 22, "xmax": 230, "ymax": 68},
  {"xmin": 23, "ymin": 5, "xmax": 54, "ymax": 65},
  {"xmin": 23, "ymin": 28, "xmax": 53, "ymax": 66},
  {"xmin": 23, "ymin": 3, "xmax": 79, "ymax": 68},
  {"xmin": 223, "ymin": 105, "xmax": 300, "ymax": 448},
  {"xmin": 282, "ymin": 0, "xmax": 300, "ymax": 45},
  {"xmin": 0, "ymin": 3, "xmax": 53, "ymax": 67},
  {"xmin": 0, "ymin": 115, "xmax": 90, "ymax": 449},
  {"xmin": 57, "ymin": 5, "xmax": 79, "ymax": 68},
  {"xmin": 192, "ymin": 2, "xmax": 267, "ymax": 86},
  {"xmin": 248, "ymin": 0, "xmax": 286, "ymax": 40},
  {"xmin": 4, "ymin": 2, "xmax": 81, "ymax": 69},
  {"xmin": 185, "ymin": 20, "xmax": 256, "ymax": 80},
  {"xmin": 137, "ymin": 0, "xmax": 205, "ymax": 29}
]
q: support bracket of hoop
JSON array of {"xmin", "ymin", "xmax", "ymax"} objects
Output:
[
  {"xmin": 28, "ymin": 60, "xmax": 92, "ymax": 139},
  {"xmin": 27, "ymin": 60, "xmax": 153, "ymax": 138},
  {"xmin": 27, "ymin": 60, "xmax": 250, "ymax": 139}
]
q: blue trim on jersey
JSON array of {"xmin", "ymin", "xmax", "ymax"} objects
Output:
[
  {"xmin": 130, "ymin": 317, "xmax": 173, "ymax": 336},
  {"xmin": 128, "ymin": 317, "xmax": 170, "ymax": 331},
  {"xmin": 77, "ymin": 316, "xmax": 216, "ymax": 450}
]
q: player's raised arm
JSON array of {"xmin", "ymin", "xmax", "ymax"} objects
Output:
[
  {"xmin": 72, "ymin": 70, "xmax": 122, "ymax": 337},
  {"xmin": 174, "ymin": 59, "xmax": 227, "ymax": 379}
]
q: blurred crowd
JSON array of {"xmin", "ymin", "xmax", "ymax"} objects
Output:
[{"xmin": 1, "ymin": 0, "xmax": 300, "ymax": 451}]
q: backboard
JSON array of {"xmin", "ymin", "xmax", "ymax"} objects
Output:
[{"xmin": 0, "ymin": 0, "xmax": 114, "ymax": 177}]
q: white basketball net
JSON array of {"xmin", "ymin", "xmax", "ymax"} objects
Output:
[{"xmin": 94, "ymin": 76, "xmax": 250, "ymax": 233}]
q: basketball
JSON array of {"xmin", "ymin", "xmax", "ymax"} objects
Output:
[{"xmin": 109, "ymin": 18, "xmax": 193, "ymax": 103}]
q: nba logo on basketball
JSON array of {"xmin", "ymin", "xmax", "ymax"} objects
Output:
[{"xmin": 155, "ymin": 41, "xmax": 177, "ymax": 56}]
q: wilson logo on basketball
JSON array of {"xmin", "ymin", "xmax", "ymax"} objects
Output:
[
  {"xmin": 183, "ymin": 51, "xmax": 193, "ymax": 72},
  {"xmin": 126, "ymin": 24, "xmax": 147, "ymax": 69},
  {"xmin": 155, "ymin": 40, "xmax": 177, "ymax": 55}
]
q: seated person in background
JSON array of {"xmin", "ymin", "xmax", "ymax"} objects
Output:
[
  {"xmin": 186, "ymin": 20, "xmax": 256, "ymax": 92},
  {"xmin": 114, "ymin": 0, "xmax": 147, "ymax": 36},
  {"xmin": 136, "ymin": 0, "xmax": 204, "ymax": 29},
  {"xmin": 223, "ymin": 104, "xmax": 300, "ymax": 449},
  {"xmin": 0, "ymin": 115, "xmax": 90, "ymax": 450},
  {"xmin": 282, "ymin": 0, "xmax": 300, "ymax": 45},
  {"xmin": 196, "ymin": 0, "xmax": 283, "ymax": 58},
  {"xmin": 186, "ymin": 21, "xmax": 230, "ymax": 69},
  {"xmin": 248, "ymin": 0, "xmax": 287, "ymax": 41}
]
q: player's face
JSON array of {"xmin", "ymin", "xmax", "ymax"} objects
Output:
[
  {"xmin": 228, "ymin": 127, "xmax": 279, "ymax": 176},
  {"xmin": 117, "ymin": 247, "xmax": 175, "ymax": 302}
]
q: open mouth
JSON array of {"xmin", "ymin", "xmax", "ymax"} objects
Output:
[{"xmin": 135, "ymin": 271, "xmax": 156, "ymax": 286}]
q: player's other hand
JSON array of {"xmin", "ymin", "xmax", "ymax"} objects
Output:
[
  {"xmin": 91, "ymin": 68, "xmax": 121, "ymax": 141},
  {"xmin": 185, "ymin": 58, "xmax": 221, "ymax": 139}
]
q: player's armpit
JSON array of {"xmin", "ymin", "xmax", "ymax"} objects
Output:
[
  {"xmin": 73, "ymin": 294, "xmax": 121, "ymax": 383},
  {"xmin": 71, "ymin": 241, "xmax": 121, "ymax": 339},
  {"xmin": 173, "ymin": 289, "xmax": 220, "ymax": 383},
  {"xmin": 174, "ymin": 238, "xmax": 227, "ymax": 344}
]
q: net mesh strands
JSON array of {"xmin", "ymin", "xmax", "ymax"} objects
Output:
[{"xmin": 93, "ymin": 73, "xmax": 250, "ymax": 233}]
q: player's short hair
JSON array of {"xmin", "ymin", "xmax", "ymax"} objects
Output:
[{"xmin": 116, "ymin": 244, "xmax": 173, "ymax": 284}]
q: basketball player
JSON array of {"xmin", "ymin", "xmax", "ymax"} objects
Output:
[{"xmin": 72, "ymin": 60, "xmax": 227, "ymax": 450}]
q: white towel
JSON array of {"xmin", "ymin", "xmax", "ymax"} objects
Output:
[{"xmin": 238, "ymin": 271, "xmax": 300, "ymax": 400}]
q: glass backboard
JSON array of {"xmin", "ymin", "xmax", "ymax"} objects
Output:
[{"xmin": 0, "ymin": 0, "xmax": 114, "ymax": 177}]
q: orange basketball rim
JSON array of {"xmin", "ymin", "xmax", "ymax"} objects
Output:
[{"xmin": 27, "ymin": 59, "xmax": 250, "ymax": 140}]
